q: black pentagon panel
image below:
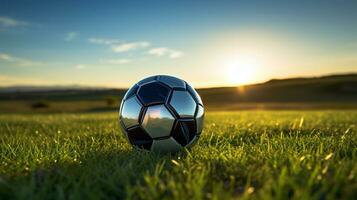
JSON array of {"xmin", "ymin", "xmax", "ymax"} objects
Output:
[
  {"xmin": 171, "ymin": 119, "xmax": 196, "ymax": 146},
  {"xmin": 137, "ymin": 82, "xmax": 171, "ymax": 106},
  {"xmin": 123, "ymin": 84, "xmax": 139, "ymax": 100},
  {"xmin": 137, "ymin": 75, "xmax": 158, "ymax": 86},
  {"xmin": 126, "ymin": 126, "xmax": 153, "ymax": 150},
  {"xmin": 186, "ymin": 135, "xmax": 199, "ymax": 148},
  {"xmin": 158, "ymin": 75, "xmax": 186, "ymax": 89},
  {"xmin": 186, "ymin": 83, "xmax": 203, "ymax": 105}
]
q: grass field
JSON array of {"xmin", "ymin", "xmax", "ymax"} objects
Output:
[{"xmin": 0, "ymin": 111, "xmax": 356, "ymax": 199}]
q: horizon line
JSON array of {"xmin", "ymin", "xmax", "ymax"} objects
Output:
[{"xmin": 0, "ymin": 72, "xmax": 356, "ymax": 90}]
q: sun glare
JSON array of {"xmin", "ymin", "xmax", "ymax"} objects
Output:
[{"xmin": 225, "ymin": 55, "xmax": 260, "ymax": 85}]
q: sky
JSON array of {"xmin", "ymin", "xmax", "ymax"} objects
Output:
[{"xmin": 0, "ymin": 0, "xmax": 357, "ymax": 88}]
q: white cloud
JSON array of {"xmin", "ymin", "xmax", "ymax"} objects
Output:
[
  {"xmin": 0, "ymin": 53, "xmax": 14, "ymax": 61},
  {"xmin": 148, "ymin": 47, "xmax": 183, "ymax": 58},
  {"xmin": 64, "ymin": 32, "xmax": 79, "ymax": 41},
  {"xmin": 74, "ymin": 64, "xmax": 86, "ymax": 69},
  {"xmin": 88, "ymin": 37, "xmax": 183, "ymax": 58},
  {"xmin": 0, "ymin": 16, "xmax": 29, "ymax": 27},
  {"xmin": 100, "ymin": 58, "xmax": 131, "ymax": 65},
  {"xmin": 111, "ymin": 41, "xmax": 150, "ymax": 53},
  {"xmin": 0, "ymin": 53, "xmax": 44, "ymax": 67},
  {"xmin": 88, "ymin": 37, "xmax": 120, "ymax": 45}
]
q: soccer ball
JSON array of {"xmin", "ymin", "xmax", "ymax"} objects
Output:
[{"xmin": 119, "ymin": 75, "xmax": 204, "ymax": 153}]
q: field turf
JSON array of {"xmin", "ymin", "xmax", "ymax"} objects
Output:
[{"xmin": 0, "ymin": 111, "xmax": 356, "ymax": 199}]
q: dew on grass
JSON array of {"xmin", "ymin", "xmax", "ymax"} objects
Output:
[
  {"xmin": 247, "ymin": 187, "xmax": 255, "ymax": 194},
  {"xmin": 324, "ymin": 153, "xmax": 333, "ymax": 160}
]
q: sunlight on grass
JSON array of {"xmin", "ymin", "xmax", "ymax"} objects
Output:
[{"xmin": 0, "ymin": 111, "xmax": 356, "ymax": 199}]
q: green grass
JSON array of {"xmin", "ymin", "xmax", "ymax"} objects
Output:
[{"xmin": 0, "ymin": 111, "xmax": 356, "ymax": 199}]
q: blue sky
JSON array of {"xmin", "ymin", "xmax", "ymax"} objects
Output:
[{"xmin": 0, "ymin": 0, "xmax": 357, "ymax": 87}]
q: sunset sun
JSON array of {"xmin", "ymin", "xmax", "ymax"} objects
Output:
[{"xmin": 224, "ymin": 55, "xmax": 260, "ymax": 85}]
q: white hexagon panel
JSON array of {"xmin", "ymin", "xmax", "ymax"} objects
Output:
[
  {"xmin": 142, "ymin": 105, "xmax": 175, "ymax": 138},
  {"xmin": 169, "ymin": 91, "xmax": 196, "ymax": 118},
  {"xmin": 151, "ymin": 137, "xmax": 182, "ymax": 152},
  {"xmin": 120, "ymin": 96, "xmax": 143, "ymax": 128},
  {"xmin": 158, "ymin": 75, "xmax": 186, "ymax": 89},
  {"xmin": 195, "ymin": 105, "xmax": 205, "ymax": 134}
]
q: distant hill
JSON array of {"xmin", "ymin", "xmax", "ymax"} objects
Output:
[
  {"xmin": 0, "ymin": 85, "xmax": 109, "ymax": 93},
  {"xmin": 199, "ymin": 73, "xmax": 357, "ymax": 105},
  {"xmin": 0, "ymin": 73, "xmax": 356, "ymax": 111}
]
